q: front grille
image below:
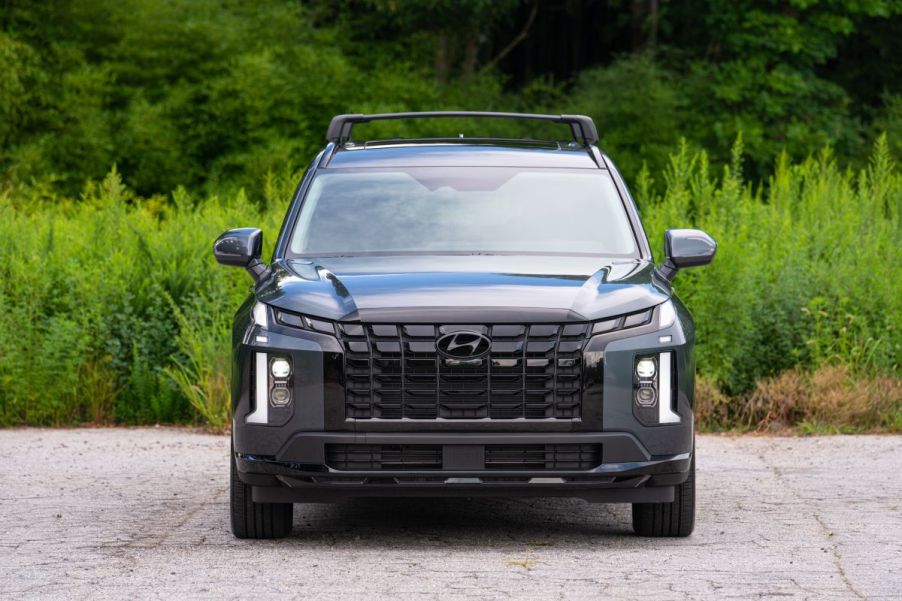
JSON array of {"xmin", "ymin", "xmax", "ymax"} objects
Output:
[
  {"xmin": 326, "ymin": 444, "xmax": 443, "ymax": 470},
  {"xmin": 484, "ymin": 444, "xmax": 603, "ymax": 470},
  {"xmin": 339, "ymin": 323, "xmax": 591, "ymax": 419}
]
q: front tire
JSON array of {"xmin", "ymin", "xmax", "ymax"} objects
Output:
[
  {"xmin": 230, "ymin": 446, "xmax": 293, "ymax": 539},
  {"xmin": 632, "ymin": 454, "xmax": 695, "ymax": 537}
]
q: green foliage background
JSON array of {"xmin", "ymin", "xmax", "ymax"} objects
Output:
[
  {"xmin": 0, "ymin": 0, "xmax": 900, "ymax": 428},
  {"xmin": 3, "ymin": 0, "xmax": 901, "ymax": 196}
]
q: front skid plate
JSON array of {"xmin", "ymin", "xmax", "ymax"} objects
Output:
[{"xmin": 252, "ymin": 480, "xmax": 675, "ymax": 503}]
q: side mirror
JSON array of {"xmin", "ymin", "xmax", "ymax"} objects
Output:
[
  {"xmin": 657, "ymin": 229, "xmax": 716, "ymax": 282},
  {"xmin": 213, "ymin": 228, "xmax": 268, "ymax": 282}
]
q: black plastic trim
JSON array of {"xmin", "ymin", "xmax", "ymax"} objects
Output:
[
  {"xmin": 237, "ymin": 445, "xmax": 690, "ymax": 504},
  {"xmin": 253, "ymin": 483, "xmax": 674, "ymax": 504}
]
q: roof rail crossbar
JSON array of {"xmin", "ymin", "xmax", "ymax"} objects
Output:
[{"xmin": 326, "ymin": 111, "xmax": 599, "ymax": 146}]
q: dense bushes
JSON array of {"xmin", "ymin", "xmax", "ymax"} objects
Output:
[
  {"xmin": 2, "ymin": 0, "xmax": 899, "ymax": 431},
  {"xmin": 0, "ymin": 0, "xmax": 521, "ymax": 197},
  {"xmin": 641, "ymin": 136, "xmax": 901, "ymax": 392},
  {"xmin": 0, "ymin": 170, "xmax": 281, "ymax": 425},
  {"xmin": 0, "ymin": 141, "xmax": 898, "ymax": 430},
  {"xmin": 2, "ymin": 0, "xmax": 901, "ymax": 198},
  {"xmin": 642, "ymin": 136, "xmax": 902, "ymax": 431}
]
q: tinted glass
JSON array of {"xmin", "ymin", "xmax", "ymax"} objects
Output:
[{"xmin": 289, "ymin": 167, "xmax": 637, "ymax": 255}]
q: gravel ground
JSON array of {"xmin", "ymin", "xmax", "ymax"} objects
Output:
[{"xmin": 0, "ymin": 428, "xmax": 900, "ymax": 600}]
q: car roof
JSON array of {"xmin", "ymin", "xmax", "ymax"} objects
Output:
[{"xmin": 323, "ymin": 142, "xmax": 602, "ymax": 169}]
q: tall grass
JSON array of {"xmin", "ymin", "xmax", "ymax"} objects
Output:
[
  {"xmin": 0, "ymin": 140, "xmax": 899, "ymax": 430},
  {"xmin": 639, "ymin": 136, "xmax": 901, "ymax": 385},
  {"xmin": 0, "ymin": 169, "xmax": 284, "ymax": 427}
]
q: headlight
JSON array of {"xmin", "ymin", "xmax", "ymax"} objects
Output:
[
  {"xmin": 252, "ymin": 301, "xmax": 269, "ymax": 328},
  {"xmin": 636, "ymin": 358, "xmax": 656, "ymax": 379},
  {"xmin": 247, "ymin": 353, "xmax": 294, "ymax": 425},
  {"xmin": 270, "ymin": 358, "xmax": 291, "ymax": 378},
  {"xmin": 658, "ymin": 300, "xmax": 676, "ymax": 329},
  {"xmin": 634, "ymin": 352, "xmax": 680, "ymax": 425}
]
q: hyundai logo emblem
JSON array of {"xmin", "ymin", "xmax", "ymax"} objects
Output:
[{"xmin": 435, "ymin": 331, "xmax": 492, "ymax": 359}]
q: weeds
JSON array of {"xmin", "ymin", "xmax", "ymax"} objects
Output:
[
  {"xmin": 164, "ymin": 293, "xmax": 233, "ymax": 431},
  {"xmin": 697, "ymin": 366, "xmax": 902, "ymax": 433},
  {"xmin": 0, "ymin": 139, "xmax": 899, "ymax": 431}
]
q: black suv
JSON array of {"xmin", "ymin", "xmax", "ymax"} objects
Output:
[{"xmin": 214, "ymin": 112, "xmax": 716, "ymax": 539}]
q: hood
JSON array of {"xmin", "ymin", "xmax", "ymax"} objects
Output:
[{"xmin": 256, "ymin": 255, "xmax": 669, "ymax": 323}]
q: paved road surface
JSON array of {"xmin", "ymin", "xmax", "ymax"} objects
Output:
[{"xmin": 1, "ymin": 429, "xmax": 900, "ymax": 600}]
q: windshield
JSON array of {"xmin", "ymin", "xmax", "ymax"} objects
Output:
[{"xmin": 288, "ymin": 167, "xmax": 637, "ymax": 256}]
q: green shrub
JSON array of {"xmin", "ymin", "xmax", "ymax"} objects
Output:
[
  {"xmin": 164, "ymin": 291, "xmax": 233, "ymax": 431},
  {"xmin": 640, "ymin": 135, "xmax": 901, "ymax": 395},
  {"xmin": 0, "ymin": 168, "xmax": 279, "ymax": 425},
  {"xmin": 0, "ymin": 140, "xmax": 898, "ymax": 429}
]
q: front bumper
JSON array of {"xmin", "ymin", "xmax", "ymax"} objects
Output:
[
  {"xmin": 235, "ymin": 431, "xmax": 690, "ymax": 503},
  {"xmin": 231, "ymin": 299, "xmax": 697, "ymax": 503}
]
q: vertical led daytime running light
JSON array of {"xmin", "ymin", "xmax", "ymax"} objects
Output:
[
  {"xmin": 246, "ymin": 352, "xmax": 269, "ymax": 424},
  {"xmin": 657, "ymin": 351, "xmax": 680, "ymax": 424},
  {"xmin": 634, "ymin": 351, "xmax": 679, "ymax": 425}
]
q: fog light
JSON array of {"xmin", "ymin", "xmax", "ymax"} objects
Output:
[
  {"xmin": 636, "ymin": 358, "xmax": 656, "ymax": 379},
  {"xmin": 271, "ymin": 358, "xmax": 291, "ymax": 378},
  {"xmin": 636, "ymin": 386, "xmax": 657, "ymax": 406},
  {"xmin": 270, "ymin": 386, "xmax": 291, "ymax": 406}
]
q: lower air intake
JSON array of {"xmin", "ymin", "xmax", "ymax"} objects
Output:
[
  {"xmin": 325, "ymin": 444, "xmax": 443, "ymax": 471},
  {"xmin": 484, "ymin": 444, "xmax": 602, "ymax": 470}
]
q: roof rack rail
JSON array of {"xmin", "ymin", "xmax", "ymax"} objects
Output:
[{"xmin": 326, "ymin": 111, "xmax": 599, "ymax": 146}]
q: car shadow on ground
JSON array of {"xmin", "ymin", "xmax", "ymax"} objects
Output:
[{"xmin": 281, "ymin": 497, "xmax": 637, "ymax": 547}]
